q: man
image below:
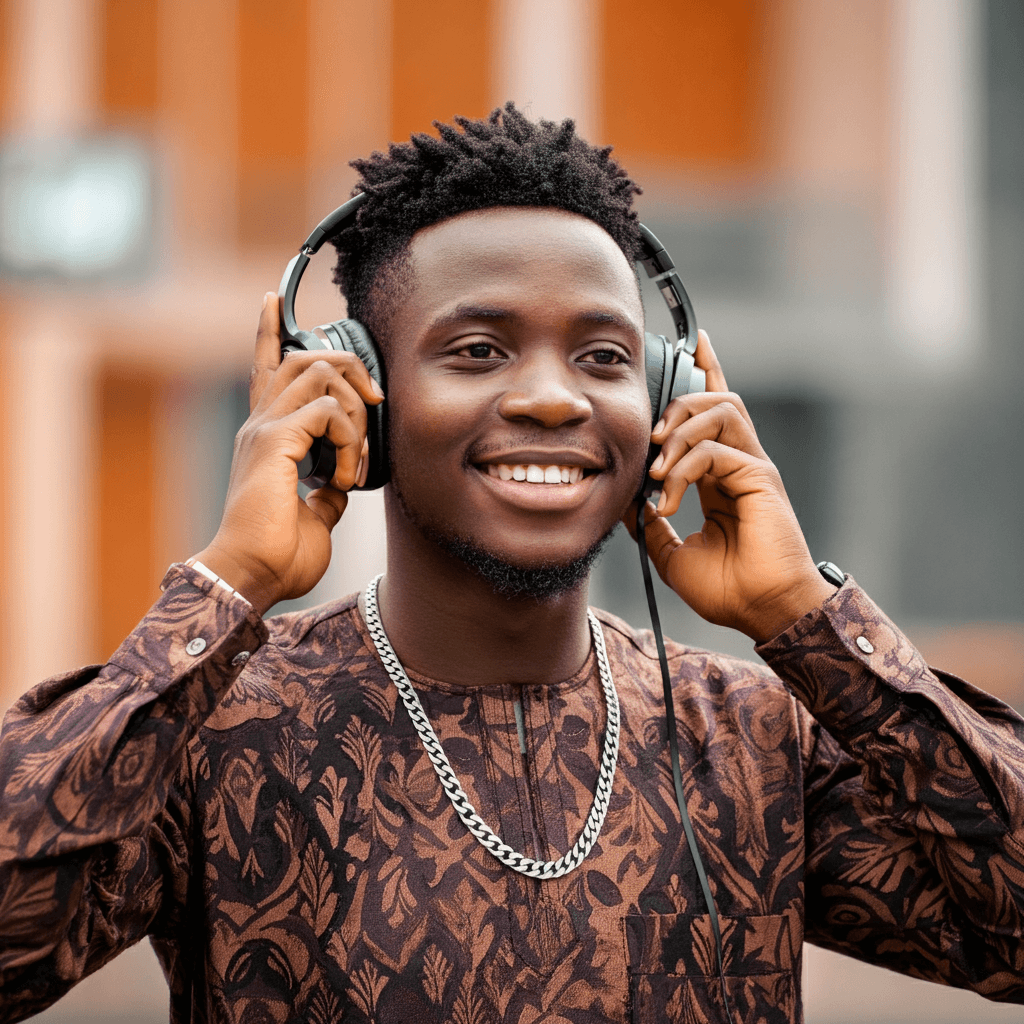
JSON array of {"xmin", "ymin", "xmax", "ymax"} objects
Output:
[{"xmin": 1, "ymin": 105, "xmax": 1022, "ymax": 1024}]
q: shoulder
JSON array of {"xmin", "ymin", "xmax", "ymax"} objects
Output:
[
  {"xmin": 201, "ymin": 594, "xmax": 390, "ymax": 732},
  {"xmin": 591, "ymin": 606, "xmax": 787, "ymax": 699}
]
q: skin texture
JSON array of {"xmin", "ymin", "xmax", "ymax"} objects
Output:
[{"xmin": 197, "ymin": 206, "xmax": 833, "ymax": 681}]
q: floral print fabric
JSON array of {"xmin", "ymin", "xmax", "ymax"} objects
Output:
[{"xmin": 0, "ymin": 565, "xmax": 1022, "ymax": 1023}]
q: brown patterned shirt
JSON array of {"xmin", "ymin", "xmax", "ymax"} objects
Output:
[{"xmin": 1, "ymin": 564, "xmax": 1022, "ymax": 1023}]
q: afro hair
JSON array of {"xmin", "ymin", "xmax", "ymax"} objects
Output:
[{"xmin": 331, "ymin": 102, "xmax": 643, "ymax": 346}]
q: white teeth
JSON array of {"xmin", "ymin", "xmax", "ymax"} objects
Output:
[{"xmin": 484, "ymin": 463, "xmax": 591, "ymax": 485}]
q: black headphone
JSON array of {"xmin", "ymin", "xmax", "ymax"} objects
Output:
[{"xmin": 277, "ymin": 191, "xmax": 704, "ymax": 491}]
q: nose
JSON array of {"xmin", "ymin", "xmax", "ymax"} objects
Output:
[{"xmin": 496, "ymin": 354, "xmax": 593, "ymax": 428}]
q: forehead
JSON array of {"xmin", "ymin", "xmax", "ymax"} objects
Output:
[{"xmin": 400, "ymin": 207, "xmax": 642, "ymax": 325}]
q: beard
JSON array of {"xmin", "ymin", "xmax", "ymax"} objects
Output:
[{"xmin": 391, "ymin": 477, "xmax": 618, "ymax": 601}]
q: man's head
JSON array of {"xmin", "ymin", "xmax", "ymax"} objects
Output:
[{"xmin": 333, "ymin": 106, "xmax": 652, "ymax": 601}]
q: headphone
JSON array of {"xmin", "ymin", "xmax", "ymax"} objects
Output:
[{"xmin": 277, "ymin": 190, "xmax": 704, "ymax": 491}]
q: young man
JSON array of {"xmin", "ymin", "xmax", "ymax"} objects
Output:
[{"xmin": 1, "ymin": 106, "xmax": 1022, "ymax": 1024}]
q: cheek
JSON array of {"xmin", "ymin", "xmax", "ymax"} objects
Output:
[{"xmin": 386, "ymin": 381, "xmax": 469, "ymax": 472}]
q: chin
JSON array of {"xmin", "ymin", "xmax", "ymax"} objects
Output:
[{"xmin": 439, "ymin": 527, "xmax": 617, "ymax": 601}]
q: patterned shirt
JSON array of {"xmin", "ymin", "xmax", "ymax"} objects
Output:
[{"xmin": 1, "ymin": 563, "xmax": 1022, "ymax": 1023}]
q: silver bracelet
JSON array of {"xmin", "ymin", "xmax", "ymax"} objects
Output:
[{"xmin": 183, "ymin": 557, "xmax": 252, "ymax": 609}]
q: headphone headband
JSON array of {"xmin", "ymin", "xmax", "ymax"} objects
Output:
[{"xmin": 280, "ymin": 193, "xmax": 697, "ymax": 356}]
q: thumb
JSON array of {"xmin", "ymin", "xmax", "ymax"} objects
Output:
[
  {"xmin": 305, "ymin": 486, "xmax": 349, "ymax": 532},
  {"xmin": 634, "ymin": 501, "xmax": 685, "ymax": 586}
]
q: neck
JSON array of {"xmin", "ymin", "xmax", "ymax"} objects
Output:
[{"xmin": 371, "ymin": 493, "xmax": 593, "ymax": 687}]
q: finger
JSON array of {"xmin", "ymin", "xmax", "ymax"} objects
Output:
[
  {"xmin": 251, "ymin": 292, "xmax": 283, "ymax": 412},
  {"xmin": 274, "ymin": 396, "xmax": 364, "ymax": 487},
  {"xmin": 268, "ymin": 360, "xmax": 369, "ymax": 442},
  {"xmin": 655, "ymin": 439, "xmax": 772, "ymax": 518},
  {"xmin": 621, "ymin": 499, "xmax": 646, "ymax": 542},
  {"xmin": 257, "ymin": 349, "xmax": 384, "ymax": 413},
  {"xmin": 636, "ymin": 506, "xmax": 685, "ymax": 586},
  {"xmin": 652, "ymin": 389, "xmax": 756, "ymax": 441},
  {"xmin": 305, "ymin": 485, "xmax": 349, "ymax": 533},
  {"xmin": 649, "ymin": 401, "xmax": 766, "ymax": 481},
  {"xmin": 694, "ymin": 329, "xmax": 728, "ymax": 394}
]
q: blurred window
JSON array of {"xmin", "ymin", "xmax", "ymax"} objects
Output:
[{"xmin": 0, "ymin": 136, "xmax": 153, "ymax": 280}]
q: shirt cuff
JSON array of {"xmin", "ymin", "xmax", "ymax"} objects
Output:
[{"xmin": 754, "ymin": 576, "xmax": 936, "ymax": 734}]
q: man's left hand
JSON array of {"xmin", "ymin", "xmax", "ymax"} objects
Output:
[{"xmin": 630, "ymin": 330, "xmax": 835, "ymax": 644}]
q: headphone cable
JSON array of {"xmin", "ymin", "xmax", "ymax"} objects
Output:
[{"xmin": 636, "ymin": 499, "xmax": 737, "ymax": 1024}]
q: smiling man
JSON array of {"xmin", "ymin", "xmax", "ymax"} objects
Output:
[{"xmin": 1, "ymin": 106, "xmax": 1023, "ymax": 1024}]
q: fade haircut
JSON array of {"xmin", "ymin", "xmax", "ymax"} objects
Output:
[{"xmin": 330, "ymin": 102, "xmax": 643, "ymax": 351}]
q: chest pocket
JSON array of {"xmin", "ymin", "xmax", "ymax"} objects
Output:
[{"xmin": 623, "ymin": 910, "xmax": 801, "ymax": 1024}]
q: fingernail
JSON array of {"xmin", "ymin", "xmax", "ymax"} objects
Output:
[
  {"xmin": 656, "ymin": 493, "xmax": 666, "ymax": 513},
  {"xmin": 356, "ymin": 454, "xmax": 368, "ymax": 488},
  {"xmin": 653, "ymin": 418, "xmax": 665, "ymax": 435},
  {"xmin": 371, "ymin": 379, "xmax": 385, "ymax": 399},
  {"xmin": 650, "ymin": 453, "xmax": 664, "ymax": 473},
  {"xmin": 262, "ymin": 292, "xmax": 270, "ymax": 310}
]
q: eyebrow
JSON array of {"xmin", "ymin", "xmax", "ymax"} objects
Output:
[{"xmin": 427, "ymin": 303, "xmax": 642, "ymax": 338}]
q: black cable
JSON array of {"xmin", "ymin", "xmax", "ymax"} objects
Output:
[{"xmin": 636, "ymin": 499, "xmax": 737, "ymax": 1024}]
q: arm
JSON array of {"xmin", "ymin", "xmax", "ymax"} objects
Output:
[
  {"xmin": 0, "ymin": 567, "xmax": 265, "ymax": 1021},
  {"xmin": 632, "ymin": 331, "xmax": 1024, "ymax": 996},
  {"xmin": 0, "ymin": 293, "xmax": 381, "ymax": 1020},
  {"xmin": 759, "ymin": 580, "xmax": 1024, "ymax": 999}
]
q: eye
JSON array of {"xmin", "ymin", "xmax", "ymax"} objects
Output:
[
  {"xmin": 579, "ymin": 348, "xmax": 627, "ymax": 366},
  {"xmin": 456, "ymin": 341, "xmax": 502, "ymax": 359}
]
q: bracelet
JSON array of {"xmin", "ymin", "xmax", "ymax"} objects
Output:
[{"xmin": 184, "ymin": 557, "xmax": 253, "ymax": 609}]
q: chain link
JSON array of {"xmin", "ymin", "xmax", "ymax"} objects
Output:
[{"xmin": 364, "ymin": 574, "xmax": 620, "ymax": 879}]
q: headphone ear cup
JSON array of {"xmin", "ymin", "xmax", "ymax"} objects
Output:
[
  {"xmin": 669, "ymin": 348, "xmax": 706, "ymax": 403},
  {"xmin": 644, "ymin": 332, "xmax": 674, "ymax": 426},
  {"xmin": 313, "ymin": 318, "xmax": 389, "ymax": 491}
]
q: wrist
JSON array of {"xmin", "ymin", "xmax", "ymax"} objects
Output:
[
  {"xmin": 192, "ymin": 545, "xmax": 281, "ymax": 617},
  {"xmin": 744, "ymin": 571, "xmax": 837, "ymax": 645}
]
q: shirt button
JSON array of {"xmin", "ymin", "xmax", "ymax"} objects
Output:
[
  {"xmin": 856, "ymin": 635, "xmax": 874, "ymax": 654},
  {"xmin": 231, "ymin": 650, "xmax": 251, "ymax": 667},
  {"xmin": 185, "ymin": 638, "xmax": 207, "ymax": 656}
]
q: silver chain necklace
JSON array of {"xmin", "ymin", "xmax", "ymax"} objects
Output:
[{"xmin": 363, "ymin": 574, "xmax": 620, "ymax": 879}]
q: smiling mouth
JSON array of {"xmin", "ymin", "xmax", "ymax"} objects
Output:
[{"xmin": 478, "ymin": 463, "xmax": 595, "ymax": 485}]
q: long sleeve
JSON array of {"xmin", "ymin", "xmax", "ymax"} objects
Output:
[
  {"xmin": 756, "ymin": 578, "xmax": 1024, "ymax": 1002},
  {"xmin": 0, "ymin": 564, "xmax": 267, "ymax": 1023}
]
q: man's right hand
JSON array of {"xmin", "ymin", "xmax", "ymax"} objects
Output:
[{"xmin": 194, "ymin": 292, "xmax": 384, "ymax": 616}]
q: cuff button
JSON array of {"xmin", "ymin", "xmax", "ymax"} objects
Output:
[
  {"xmin": 856, "ymin": 635, "xmax": 874, "ymax": 654},
  {"xmin": 231, "ymin": 650, "xmax": 251, "ymax": 667},
  {"xmin": 185, "ymin": 638, "xmax": 207, "ymax": 656}
]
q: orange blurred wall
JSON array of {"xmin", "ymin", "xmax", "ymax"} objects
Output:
[
  {"xmin": 599, "ymin": 0, "xmax": 766, "ymax": 167},
  {"xmin": 391, "ymin": 0, "xmax": 493, "ymax": 141}
]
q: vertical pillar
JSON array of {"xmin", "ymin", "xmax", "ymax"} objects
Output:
[
  {"xmin": 493, "ymin": 0, "xmax": 597, "ymax": 139},
  {"xmin": 3, "ymin": 312, "xmax": 97, "ymax": 702},
  {"xmin": 888, "ymin": 0, "xmax": 984, "ymax": 364},
  {"xmin": 0, "ymin": 0, "xmax": 99, "ymax": 709}
]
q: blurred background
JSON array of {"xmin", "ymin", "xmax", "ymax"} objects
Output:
[{"xmin": 0, "ymin": 0, "xmax": 1021, "ymax": 1021}]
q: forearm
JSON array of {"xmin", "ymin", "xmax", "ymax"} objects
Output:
[
  {"xmin": 758, "ymin": 578, "xmax": 1024, "ymax": 996},
  {"xmin": 0, "ymin": 563, "xmax": 267, "ymax": 1016}
]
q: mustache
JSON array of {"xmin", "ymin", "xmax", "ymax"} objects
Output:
[{"xmin": 465, "ymin": 434, "xmax": 614, "ymax": 469}]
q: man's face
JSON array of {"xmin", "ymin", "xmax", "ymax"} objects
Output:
[{"xmin": 384, "ymin": 206, "xmax": 651, "ymax": 583}]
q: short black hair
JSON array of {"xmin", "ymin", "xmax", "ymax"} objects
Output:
[{"xmin": 331, "ymin": 102, "xmax": 643, "ymax": 347}]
